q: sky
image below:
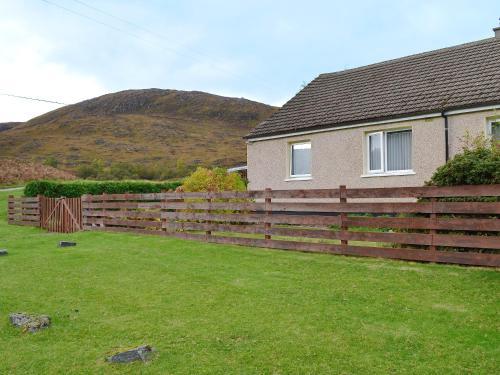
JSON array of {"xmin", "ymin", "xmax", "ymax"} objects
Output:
[{"xmin": 0, "ymin": 0, "xmax": 499, "ymax": 122}]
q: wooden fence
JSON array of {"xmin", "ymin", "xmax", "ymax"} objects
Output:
[
  {"xmin": 80, "ymin": 185, "xmax": 500, "ymax": 267},
  {"xmin": 7, "ymin": 195, "xmax": 40, "ymax": 227},
  {"xmin": 7, "ymin": 196, "xmax": 82, "ymax": 233}
]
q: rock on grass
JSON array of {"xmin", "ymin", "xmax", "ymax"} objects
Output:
[
  {"xmin": 107, "ymin": 345, "xmax": 155, "ymax": 363},
  {"xmin": 9, "ymin": 313, "xmax": 51, "ymax": 333}
]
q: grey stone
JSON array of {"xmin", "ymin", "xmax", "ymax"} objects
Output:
[
  {"xmin": 107, "ymin": 345, "xmax": 154, "ymax": 363},
  {"xmin": 0, "ymin": 249, "xmax": 7, "ymax": 256},
  {"xmin": 9, "ymin": 313, "xmax": 51, "ymax": 333},
  {"xmin": 59, "ymin": 241, "xmax": 76, "ymax": 247}
]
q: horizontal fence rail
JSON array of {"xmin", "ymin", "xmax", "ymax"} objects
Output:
[
  {"xmin": 7, "ymin": 195, "xmax": 40, "ymax": 227},
  {"xmin": 77, "ymin": 184, "xmax": 500, "ymax": 267}
]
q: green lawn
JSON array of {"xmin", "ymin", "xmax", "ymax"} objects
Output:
[{"xmin": 0, "ymin": 190, "xmax": 499, "ymax": 374}]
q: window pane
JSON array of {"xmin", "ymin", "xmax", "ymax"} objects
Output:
[
  {"xmin": 492, "ymin": 121, "xmax": 500, "ymax": 142},
  {"xmin": 291, "ymin": 143, "xmax": 311, "ymax": 175},
  {"xmin": 369, "ymin": 133, "xmax": 382, "ymax": 171},
  {"xmin": 387, "ymin": 130, "xmax": 412, "ymax": 171}
]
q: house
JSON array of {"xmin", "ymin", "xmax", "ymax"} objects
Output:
[{"xmin": 245, "ymin": 27, "xmax": 500, "ymax": 190}]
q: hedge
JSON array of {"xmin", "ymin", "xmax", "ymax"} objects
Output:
[{"xmin": 24, "ymin": 180, "xmax": 182, "ymax": 198}]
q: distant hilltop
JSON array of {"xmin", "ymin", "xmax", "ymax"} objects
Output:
[{"xmin": 0, "ymin": 89, "xmax": 278, "ymax": 170}]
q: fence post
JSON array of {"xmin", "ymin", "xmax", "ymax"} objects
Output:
[
  {"xmin": 339, "ymin": 185, "xmax": 348, "ymax": 246},
  {"xmin": 206, "ymin": 194, "xmax": 213, "ymax": 237},
  {"xmin": 264, "ymin": 188, "xmax": 272, "ymax": 241},
  {"xmin": 7, "ymin": 195, "xmax": 13, "ymax": 224},
  {"xmin": 429, "ymin": 197, "xmax": 437, "ymax": 251},
  {"xmin": 101, "ymin": 192, "xmax": 107, "ymax": 229},
  {"xmin": 161, "ymin": 192, "xmax": 168, "ymax": 234},
  {"xmin": 36, "ymin": 195, "xmax": 41, "ymax": 228}
]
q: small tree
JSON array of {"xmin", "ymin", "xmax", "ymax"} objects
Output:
[
  {"xmin": 180, "ymin": 167, "xmax": 246, "ymax": 192},
  {"xmin": 427, "ymin": 132, "xmax": 499, "ymax": 186}
]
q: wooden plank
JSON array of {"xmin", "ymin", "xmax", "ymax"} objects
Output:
[
  {"xmin": 344, "ymin": 216, "xmax": 500, "ymax": 231},
  {"xmin": 83, "ymin": 201, "xmax": 164, "ymax": 209},
  {"xmin": 82, "ymin": 193, "xmax": 166, "ymax": 202},
  {"xmin": 8, "ymin": 202, "xmax": 39, "ymax": 209},
  {"xmin": 167, "ymin": 221, "xmax": 263, "ymax": 234},
  {"xmin": 8, "ymin": 208, "xmax": 39, "ymax": 215},
  {"xmin": 346, "ymin": 185, "xmax": 500, "ymax": 198},
  {"xmin": 7, "ymin": 215, "xmax": 40, "ymax": 221},
  {"xmin": 267, "ymin": 189, "xmax": 340, "ymax": 199},
  {"xmin": 162, "ymin": 211, "xmax": 341, "ymax": 226},
  {"xmin": 156, "ymin": 201, "xmax": 500, "ymax": 214},
  {"xmin": 85, "ymin": 217, "xmax": 162, "ymax": 228},
  {"xmin": 166, "ymin": 201, "xmax": 263, "ymax": 211},
  {"xmin": 8, "ymin": 220, "xmax": 40, "ymax": 227},
  {"xmin": 163, "ymin": 191, "xmax": 256, "ymax": 199},
  {"xmin": 338, "ymin": 230, "xmax": 431, "ymax": 246},
  {"xmin": 432, "ymin": 234, "xmax": 500, "ymax": 249},
  {"xmin": 83, "ymin": 210, "xmax": 160, "ymax": 219}
]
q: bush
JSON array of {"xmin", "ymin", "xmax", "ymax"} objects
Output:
[
  {"xmin": 179, "ymin": 167, "xmax": 246, "ymax": 192},
  {"xmin": 427, "ymin": 133, "xmax": 499, "ymax": 186},
  {"xmin": 24, "ymin": 180, "xmax": 182, "ymax": 198},
  {"xmin": 43, "ymin": 156, "xmax": 59, "ymax": 168}
]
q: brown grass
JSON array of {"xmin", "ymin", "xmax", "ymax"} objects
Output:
[{"xmin": 0, "ymin": 159, "xmax": 75, "ymax": 185}]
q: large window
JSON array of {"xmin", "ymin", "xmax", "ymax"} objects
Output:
[
  {"xmin": 367, "ymin": 129, "xmax": 412, "ymax": 174},
  {"xmin": 290, "ymin": 142, "xmax": 311, "ymax": 177}
]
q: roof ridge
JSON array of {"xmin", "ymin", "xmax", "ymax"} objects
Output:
[{"xmin": 319, "ymin": 37, "xmax": 497, "ymax": 78}]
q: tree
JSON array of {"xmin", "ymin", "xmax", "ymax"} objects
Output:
[
  {"xmin": 427, "ymin": 132, "xmax": 499, "ymax": 186},
  {"xmin": 180, "ymin": 167, "xmax": 246, "ymax": 192}
]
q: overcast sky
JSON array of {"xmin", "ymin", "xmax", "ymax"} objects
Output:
[{"xmin": 0, "ymin": 0, "xmax": 498, "ymax": 122}]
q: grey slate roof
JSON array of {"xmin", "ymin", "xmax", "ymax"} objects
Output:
[{"xmin": 247, "ymin": 37, "xmax": 500, "ymax": 139}]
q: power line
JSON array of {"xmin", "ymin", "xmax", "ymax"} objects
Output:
[
  {"xmin": 70, "ymin": 0, "xmax": 214, "ymax": 63},
  {"xmin": 0, "ymin": 92, "xmax": 68, "ymax": 105},
  {"xmin": 41, "ymin": 0, "xmax": 274, "ymax": 91}
]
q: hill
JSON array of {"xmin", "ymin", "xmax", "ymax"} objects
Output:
[
  {"xmin": 0, "ymin": 159, "xmax": 75, "ymax": 185},
  {"xmin": 0, "ymin": 122, "xmax": 22, "ymax": 132},
  {"xmin": 0, "ymin": 89, "xmax": 277, "ymax": 172}
]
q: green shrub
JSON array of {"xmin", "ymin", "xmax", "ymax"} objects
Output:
[
  {"xmin": 24, "ymin": 180, "xmax": 182, "ymax": 198},
  {"xmin": 43, "ymin": 156, "xmax": 59, "ymax": 168},
  {"xmin": 427, "ymin": 133, "xmax": 499, "ymax": 186},
  {"xmin": 180, "ymin": 167, "xmax": 246, "ymax": 192}
]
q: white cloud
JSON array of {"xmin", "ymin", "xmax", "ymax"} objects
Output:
[{"xmin": 0, "ymin": 19, "xmax": 106, "ymax": 122}]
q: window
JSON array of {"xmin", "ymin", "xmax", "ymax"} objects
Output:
[
  {"xmin": 488, "ymin": 120, "xmax": 500, "ymax": 142},
  {"xmin": 290, "ymin": 142, "xmax": 311, "ymax": 177},
  {"xmin": 367, "ymin": 129, "xmax": 412, "ymax": 174}
]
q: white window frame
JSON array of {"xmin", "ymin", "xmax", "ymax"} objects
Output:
[
  {"xmin": 487, "ymin": 119, "xmax": 500, "ymax": 141},
  {"xmin": 366, "ymin": 128, "xmax": 413, "ymax": 176},
  {"xmin": 289, "ymin": 141, "xmax": 312, "ymax": 179},
  {"xmin": 367, "ymin": 131, "xmax": 384, "ymax": 174}
]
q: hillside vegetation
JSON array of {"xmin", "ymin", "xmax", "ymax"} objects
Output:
[
  {"xmin": 0, "ymin": 89, "xmax": 277, "ymax": 172},
  {"xmin": 0, "ymin": 159, "xmax": 75, "ymax": 185}
]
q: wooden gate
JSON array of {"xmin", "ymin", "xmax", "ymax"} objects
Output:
[{"xmin": 40, "ymin": 197, "xmax": 82, "ymax": 233}]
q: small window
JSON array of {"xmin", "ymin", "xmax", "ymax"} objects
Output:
[
  {"xmin": 290, "ymin": 142, "xmax": 311, "ymax": 177},
  {"xmin": 489, "ymin": 120, "xmax": 500, "ymax": 142},
  {"xmin": 367, "ymin": 129, "xmax": 412, "ymax": 174},
  {"xmin": 368, "ymin": 132, "xmax": 383, "ymax": 173}
]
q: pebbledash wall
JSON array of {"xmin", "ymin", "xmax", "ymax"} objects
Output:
[{"xmin": 247, "ymin": 109, "xmax": 499, "ymax": 191}]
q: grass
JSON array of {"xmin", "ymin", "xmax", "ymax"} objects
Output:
[{"xmin": 0, "ymin": 190, "xmax": 499, "ymax": 374}]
